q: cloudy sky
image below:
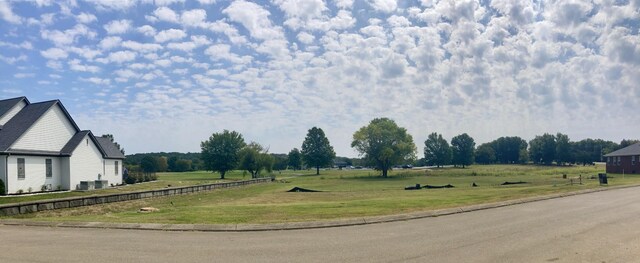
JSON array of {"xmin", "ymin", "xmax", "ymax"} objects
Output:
[{"xmin": 0, "ymin": 0, "xmax": 638, "ymax": 157}]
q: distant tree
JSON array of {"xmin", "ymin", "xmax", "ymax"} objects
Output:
[
  {"xmin": 413, "ymin": 157, "xmax": 428, "ymax": 167},
  {"xmin": 156, "ymin": 156, "xmax": 168, "ymax": 172},
  {"xmin": 239, "ymin": 142, "xmax": 272, "ymax": 178},
  {"xmin": 260, "ymin": 153, "xmax": 275, "ymax": 174},
  {"xmin": 529, "ymin": 133, "xmax": 556, "ymax": 165},
  {"xmin": 200, "ymin": 130, "xmax": 246, "ymax": 179},
  {"xmin": 555, "ymin": 133, "xmax": 572, "ymax": 165},
  {"xmin": 140, "ymin": 156, "xmax": 158, "ymax": 173},
  {"xmin": 519, "ymin": 147, "xmax": 529, "ymax": 164},
  {"xmin": 301, "ymin": 127, "xmax": 336, "ymax": 175},
  {"xmin": 424, "ymin": 132, "xmax": 451, "ymax": 167},
  {"xmin": 572, "ymin": 139, "xmax": 617, "ymax": 165},
  {"xmin": 271, "ymin": 154, "xmax": 288, "ymax": 171},
  {"xmin": 287, "ymin": 148, "xmax": 302, "ymax": 170},
  {"xmin": 167, "ymin": 156, "xmax": 178, "ymax": 171},
  {"xmin": 619, "ymin": 139, "xmax": 640, "ymax": 149},
  {"xmin": 451, "ymin": 133, "xmax": 475, "ymax": 168},
  {"xmin": 351, "ymin": 118, "xmax": 416, "ymax": 177},
  {"xmin": 475, "ymin": 143, "xmax": 496, "ymax": 164},
  {"xmin": 174, "ymin": 159, "xmax": 192, "ymax": 172},
  {"xmin": 492, "ymin": 136, "xmax": 527, "ymax": 164},
  {"xmin": 101, "ymin": 134, "xmax": 125, "ymax": 155},
  {"xmin": 333, "ymin": 156, "xmax": 353, "ymax": 168}
]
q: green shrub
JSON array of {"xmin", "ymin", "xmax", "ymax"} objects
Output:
[{"xmin": 124, "ymin": 174, "xmax": 137, "ymax": 184}]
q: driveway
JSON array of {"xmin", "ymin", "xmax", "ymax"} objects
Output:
[{"xmin": 2, "ymin": 186, "xmax": 640, "ymax": 262}]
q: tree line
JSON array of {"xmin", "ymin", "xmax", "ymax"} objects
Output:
[
  {"xmin": 200, "ymin": 127, "xmax": 337, "ymax": 179},
  {"xmin": 125, "ymin": 117, "xmax": 637, "ymax": 179},
  {"xmin": 125, "ymin": 152, "xmax": 203, "ymax": 173}
]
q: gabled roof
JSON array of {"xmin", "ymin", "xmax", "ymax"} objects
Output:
[
  {"xmin": 95, "ymin": 136, "xmax": 126, "ymax": 159},
  {"xmin": 0, "ymin": 100, "xmax": 58, "ymax": 151},
  {"xmin": 604, "ymin": 143, "xmax": 640, "ymax": 157},
  {"xmin": 0, "ymin": 96, "xmax": 29, "ymax": 119},
  {"xmin": 60, "ymin": 131, "xmax": 125, "ymax": 159},
  {"xmin": 60, "ymin": 130, "xmax": 92, "ymax": 155},
  {"xmin": 0, "ymin": 96, "xmax": 124, "ymax": 160}
]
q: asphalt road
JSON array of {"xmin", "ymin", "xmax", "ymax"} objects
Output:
[{"xmin": 2, "ymin": 186, "xmax": 640, "ymax": 263}]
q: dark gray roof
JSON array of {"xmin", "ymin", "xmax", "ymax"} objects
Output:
[
  {"xmin": 0, "ymin": 100, "xmax": 58, "ymax": 151},
  {"xmin": 604, "ymin": 143, "xmax": 640, "ymax": 157},
  {"xmin": 0, "ymin": 97, "xmax": 28, "ymax": 120},
  {"xmin": 0, "ymin": 97, "xmax": 124, "ymax": 160},
  {"xmin": 95, "ymin": 136, "xmax": 126, "ymax": 159},
  {"xmin": 60, "ymin": 130, "xmax": 91, "ymax": 155}
]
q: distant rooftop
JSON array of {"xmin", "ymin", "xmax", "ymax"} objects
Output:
[{"xmin": 603, "ymin": 143, "xmax": 640, "ymax": 157}]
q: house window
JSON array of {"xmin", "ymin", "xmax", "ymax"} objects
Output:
[
  {"xmin": 115, "ymin": 161, "xmax": 119, "ymax": 175},
  {"xmin": 46, "ymin": 159, "xmax": 52, "ymax": 178},
  {"xmin": 607, "ymin": 157, "xmax": 611, "ymax": 164},
  {"xmin": 617, "ymin": 156, "xmax": 621, "ymax": 166},
  {"xmin": 17, "ymin": 158, "xmax": 25, "ymax": 179},
  {"xmin": 633, "ymin": 156, "xmax": 637, "ymax": 166}
]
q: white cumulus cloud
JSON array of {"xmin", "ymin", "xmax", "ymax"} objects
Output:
[
  {"xmin": 104, "ymin": 19, "xmax": 132, "ymax": 34},
  {"xmin": 0, "ymin": 1, "xmax": 22, "ymax": 24},
  {"xmin": 155, "ymin": 28, "xmax": 187, "ymax": 42},
  {"xmin": 40, "ymin": 47, "xmax": 68, "ymax": 60}
]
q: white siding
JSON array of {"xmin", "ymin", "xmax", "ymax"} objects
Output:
[
  {"xmin": 5, "ymin": 155, "xmax": 62, "ymax": 194},
  {"xmin": 0, "ymin": 100, "xmax": 27, "ymax": 125},
  {"xmin": 60, "ymin": 157, "xmax": 70, "ymax": 189},
  {"xmin": 103, "ymin": 159, "xmax": 123, "ymax": 185},
  {"xmin": 69, "ymin": 135, "xmax": 104, "ymax": 190},
  {"xmin": 11, "ymin": 105, "xmax": 76, "ymax": 152}
]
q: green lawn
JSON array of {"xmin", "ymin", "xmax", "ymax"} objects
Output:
[
  {"xmin": 0, "ymin": 170, "xmax": 267, "ymax": 205},
  {"xmin": 6, "ymin": 164, "xmax": 640, "ymax": 224}
]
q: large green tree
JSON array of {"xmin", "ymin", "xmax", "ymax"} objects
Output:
[
  {"xmin": 239, "ymin": 142, "xmax": 273, "ymax": 178},
  {"xmin": 288, "ymin": 148, "xmax": 302, "ymax": 170},
  {"xmin": 475, "ymin": 143, "xmax": 496, "ymax": 164},
  {"xmin": 424, "ymin": 132, "xmax": 451, "ymax": 167},
  {"xmin": 200, "ymin": 130, "xmax": 246, "ymax": 179},
  {"xmin": 529, "ymin": 133, "xmax": 556, "ymax": 165},
  {"xmin": 301, "ymin": 127, "xmax": 336, "ymax": 175},
  {"xmin": 351, "ymin": 118, "xmax": 416, "ymax": 177},
  {"xmin": 492, "ymin": 136, "xmax": 528, "ymax": 164},
  {"xmin": 555, "ymin": 133, "xmax": 572, "ymax": 165},
  {"xmin": 451, "ymin": 133, "xmax": 475, "ymax": 168}
]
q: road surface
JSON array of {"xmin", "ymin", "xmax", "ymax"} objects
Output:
[{"xmin": 2, "ymin": 186, "xmax": 640, "ymax": 262}]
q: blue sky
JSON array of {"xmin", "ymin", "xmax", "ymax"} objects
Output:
[{"xmin": 1, "ymin": 0, "xmax": 639, "ymax": 157}]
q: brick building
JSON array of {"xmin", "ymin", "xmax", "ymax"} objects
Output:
[{"xmin": 603, "ymin": 143, "xmax": 640, "ymax": 174}]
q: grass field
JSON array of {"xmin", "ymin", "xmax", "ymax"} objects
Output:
[
  {"xmin": 6, "ymin": 164, "xmax": 640, "ymax": 224},
  {"xmin": 0, "ymin": 170, "xmax": 254, "ymax": 205}
]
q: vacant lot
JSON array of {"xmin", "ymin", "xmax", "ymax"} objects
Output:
[{"xmin": 6, "ymin": 164, "xmax": 639, "ymax": 224}]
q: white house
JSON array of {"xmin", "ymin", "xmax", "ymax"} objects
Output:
[{"xmin": 0, "ymin": 97, "xmax": 125, "ymax": 194}]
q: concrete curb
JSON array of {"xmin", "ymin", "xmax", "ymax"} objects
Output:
[{"xmin": 2, "ymin": 184, "xmax": 639, "ymax": 232}]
